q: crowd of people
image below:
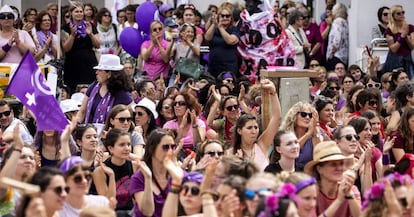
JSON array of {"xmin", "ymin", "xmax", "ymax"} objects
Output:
[{"xmin": 0, "ymin": 0, "xmax": 414, "ymax": 217}]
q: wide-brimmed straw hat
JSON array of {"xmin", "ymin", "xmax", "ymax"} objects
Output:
[{"xmin": 304, "ymin": 141, "xmax": 353, "ymax": 177}]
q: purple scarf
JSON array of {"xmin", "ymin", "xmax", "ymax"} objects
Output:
[
  {"xmin": 84, "ymin": 83, "xmax": 114, "ymax": 124},
  {"xmin": 70, "ymin": 20, "xmax": 87, "ymax": 38},
  {"xmin": 36, "ymin": 31, "xmax": 52, "ymax": 54}
]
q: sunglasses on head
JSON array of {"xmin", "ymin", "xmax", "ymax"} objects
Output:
[
  {"xmin": 73, "ymin": 173, "xmax": 93, "ymax": 184},
  {"xmin": 0, "ymin": 110, "xmax": 11, "ymax": 118},
  {"xmin": 368, "ymin": 100, "xmax": 378, "ymax": 106},
  {"xmin": 327, "ymin": 86, "xmax": 340, "ymax": 91},
  {"xmin": 220, "ymin": 14, "xmax": 231, "ymax": 18},
  {"xmin": 116, "ymin": 117, "xmax": 133, "ymax": 122},
  {"xmin": 0, "ymin": 13, "xmax": 15, "ymax": 20},
  {"xmin": 244, "ymin": 188, "xmax": 270, "ymax": 200},
  {"xmin": 340, "ymin": 134, "xmax": 360, "ymax": 141},
  {"xmin": 395, "ymin": 11, "xmax": 405, "ymax": 16},
  {"xmin": 50, "ymin": 186, "xmax": 70, "ymax": 195},
  {"xmin": 225, "ymin": 104, "xmax": 239, "ymax": 112},
  {"xmin": 162, "ymin": 144, "xmax": 177, "ymax": 151},
  {"xmin": 205, "ymin": 151, "xmax": 224, "ymax": 157},
  {"xmin": 174, "ymin": 101, "xmax": 187, "ymax": 107},
  {"xmin": 298, "ymin": 111, "xmax": 313, "ymax": 119},
  {"xmin": 366, "ymin": 83, "xmax": 381, "ymax": 89},
  {"xmin": 180, "ymin": 185, "xmax": 200, "ymax": 196}
]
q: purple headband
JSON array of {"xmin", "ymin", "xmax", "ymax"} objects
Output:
[
  {"xmin": 59, "ymin": 156, "xmax": 84, "ymax": 175},
  {"xmin": 295, "ymin": 177, "xmax": 316, "ymax": 193},
  {"xmin": 222, "ymin": 72, "xmax": 233, "ymax": 79},
  {"xmin": 183, "ymin": 171, "xmax": 203, "ymax": 184}
]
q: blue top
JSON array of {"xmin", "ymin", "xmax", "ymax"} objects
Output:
[{"xmin": 296, "ymin": 138, "xmax": 313, "ymax": 166}]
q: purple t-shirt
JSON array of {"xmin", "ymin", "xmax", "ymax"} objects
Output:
[
  {"xmin": 385, "ymin": 24, "xmax": 414, "ymax": 57},
  {"xmin": 129, "ymin": 171, "xmax": 171, "ymax": 217},
  {"xmin": 141, "ymin": 39, "xmax": 170, "ymax": 79}
]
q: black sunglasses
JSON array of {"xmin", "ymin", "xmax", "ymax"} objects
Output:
[
  {"xmin": 73, "ymin": 173, "xmax": 93, "ymax": 184},
  {"xmin": 0, "ymin": 13, "xmax": 15, "ymax": 20},
  {"xmin": 224, "ymin": 79, "xmax": 234, "ymax": 83},
  {"xmin": 366, "ymin": 83, "xmax": 381, "ymax": 89},
  {"xmin": 162, "ymin": 143, "xmax": 177, "ymax": 151},
  {"xmin": 116, "ymin": 117, "xmax": 133, "ymax": 122},
  {"xmin": 395, "ymin": 11, "xmax": 405, "ymax": 16},
  {"xmin": 205, "ymin": 151, "xmax": 224, "ymax": 158},
  {"xmin": 327, "ymin": 86, "xmax": 340, "ymax": 91},
  {"xmin": 174, "ymin": 101, "xmax": 187, "ymax": 107},
  {"xmin": 382, "ymin": 12, "xmax": 388, "ymax": 16},
  {"xmin": 0, "ymin": 110, "xmax": 11, "ymax": 118},
  {"xmin": 50, "ymin": 186, "xmax": 70, "ymax": 195},
  {"xmin": 162, "ymin": 104, "xmax": 172, "ymax": 110},
  {"xmin": 298, "ymin": 111, "xmax": 313, "ymax": 119},
  {"xmin": 220, "ymin": 14, "xmax": 231, "ymax": 18},
  {"xmin": 367, "ymin": 100, "xmax": 378, "ymax": 106},
  {"xmin": 310, "ymin": 64, "xmax": 319, "ymax": 67},
  {"xmin": 180, "ymin": 185, "xmax": 200, "ymax": 196},
  {"xmin": 340, "ymin": 134, "xmax": 360, "ymax": 141},
  {"xmin": 152, "ymin": 27, "xmax": 162, "ymax": 32},
  {"xmin": 135, "ymin": 111, "xmax": 146, "ymax": 117},
  {"xmin": 225, "ymin": 104, "xmax": 239, "ymax": 111}
]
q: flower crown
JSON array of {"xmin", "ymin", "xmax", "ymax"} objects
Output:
[
  {"xmin": 362, "ymin": 172, "xmax": 412, "ymax": 210},
  {"xmin": 257, "ymin": 183, "xmax": 297, "ymax": 217}
]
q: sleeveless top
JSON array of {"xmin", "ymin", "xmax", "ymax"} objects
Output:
[
  {"xmin": 253, "ymin": 143, "xmax": 269, "ymax": 171},
  {"xmin": 296, "ymin": 138, "xmax": 313, "ymax": 166}
]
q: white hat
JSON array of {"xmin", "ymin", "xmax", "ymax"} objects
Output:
[
  {"xmin": 135, "ymin": 97, "xmax": 158, "ymax": 119},
  {"xmin": 0, "ymin": 5, "xmax": 18, "ymax": 21},
  {"xmin": 60, "ymin": 99, "xmax": 80, "ymax": 113},
  {"xmin": 93, "ymin": 54, "xmax": 124, "ymax": 71},
  {"xmin": 71, "ymin": 92, "xmax": 85, "ymax": 105}
]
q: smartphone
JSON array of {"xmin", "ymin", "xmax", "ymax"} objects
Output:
[{"xmin": 0, "ymin": 177, "xmax": 40, "ymax": 195}]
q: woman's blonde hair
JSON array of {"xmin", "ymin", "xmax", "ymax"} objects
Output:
[
  {"xmin": 280, "ymin": 101, "xmax": 313, "ymax": 131},
  {"xmin": 388, "ymin": 5, "xmax": 407, "ymax": 34}
]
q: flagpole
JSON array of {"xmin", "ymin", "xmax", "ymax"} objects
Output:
[{"xmin": 57, "ymin": 0, "xmax": 61, "ymax": 59}]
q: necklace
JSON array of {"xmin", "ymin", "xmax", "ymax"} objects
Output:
[{"xmin": 243, "ymin": 146, "xmax": 255, "ymax": 161}]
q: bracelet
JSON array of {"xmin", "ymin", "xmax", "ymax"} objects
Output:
[
  {"xmin": 200, "ymin": 191, "xmax": 215, "ymax": 197},
  {"xmin": 2, "ymin": 43, "xmax": 11, "ymax": 52},
  {"xmin": 202, "ymin": 202, "xmax": 215, "ymax": 206},
  {"xmin": 192, "ymin": 124, "xmax": 198, "ymax": 128},
  {"xmin": 344, "ymin": 194, "xmax": 354, "ymax": 200},
  {"xmin": 171, "ymin": 183, "xmax": 181, "ymax": 189},
  {"xmin": 169, "ymin": 187, "xmax": 181, "ymax": 194},
  {"xmin": 12, "ymin": 148, "xmax": 22, "ymax": 153}
]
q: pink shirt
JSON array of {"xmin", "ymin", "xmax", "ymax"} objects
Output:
[
  {"xmin": 0, "ymin": 30, "xmax": 35, "ymax": 63},
  {"xmin": 141, "ymin": 39, "xmax": 170, "ymax": 79},
  {"xmin": 163, "ymin": 118, "xmax": 205, "ymax": 149}
]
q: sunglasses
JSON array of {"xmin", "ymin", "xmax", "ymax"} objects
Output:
[
  {"xmin": 116, "ymin": 117, "xmax": 133, "ymax": 122},
  {"xmin": 383, "ymin": 80, "xmax": 392, "ymax": 84},
  {"xmin": 244, "ymin": 188, "xmax": 270, "ymax": 200},
  {"xmin": 298, "ymin": 111, "xmax": 313, "ymax": 119},
  {"xmin": 303, "ymin": 15, "xmax": 311, "ymax": 19},
  {"xmin": 73, "ymin": 173, "xmax": 93, "ymax": 184},
  {"xmin": 340, "ymin": 134, "xmax": 360, "ymax": 141},
  {"xmin": 205, "ymin": 151, "xmax": 224, "ymax": 157},
  {"xmin": 310, "ymin": 64, "xmax": 319, "ymax": 67},
  {"xmin": 0, "ymin": 110, "xmax": 11, "ymax": 118},
  {"xmin": 220, "ymin": 14, "xmax": 231, "ymax": 18},
  {"xmin": 65, "ymin": 15, "xmax": 70, "ymax": 19},
  {"xmin": 162, "ymin": 104, "xmax": 172, "ymax": 110},
  {"xmin": 367, "ymin": 100, "xmax": 378, "ymax": 106},
  {"xmin": 395, "ymin": 11, "xmax": 405, "ymax": 16},
  {"xmin": 152, "ymin": 27, "xmax": 162, "ymax": 32},
  {"xmin": 0, "ymin": 13, "xmax": 15, "ymax": 20},
  {"xmin": 135, "ymin": 111, "xmax": 146, "ymax": 117},
  {"xmin": 162, "ymin": 144, "xmax": 177, "ymax": 151},
  {"xmin": 366, "ymin": 83, "xmax": 381, "ymax": 89},
  {"xmin": 49, "ymin": 186, "xmax": 70, "ymax": 195},
  {"xmin": 225, "ymin": 104, "xmax": 239, "ymax": 111},
  {"xmin": 174, "ymin": 101, "xmax": 187, "ymax": 107},
  {"xmin": 103, "ymin": 14, "xmax": 112, "ymax": 17},
  {"xmin": 180, "ymin": 185, "xmax": 200, "ymax": 196},
  {"xmin": 382, "ymin": 12, "xmax": 388, "ymax": 16},
  {"xmin": 327, "ymin": 86, "xmax": 340, "ymax": 91},
  {"xmin": 224, "ymin": 79, "xmax": 234, "ymax": 83}
]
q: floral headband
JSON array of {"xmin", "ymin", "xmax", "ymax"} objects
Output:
[
  {"xmin": 362, "ymin": 172, "xmax": 412, "ymax": 210},
  {"xmin": 257, "ymin": 183, "xmax": 298, "ymax": 217}
]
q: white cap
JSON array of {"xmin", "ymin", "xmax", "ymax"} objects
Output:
[
  {"xmin": 71, "ymin": 92, "xmax": 85, "ymax": 106},
  {"xmin": 60, "ymin": 99, "xmax": 80, "ymax": 113},
  {"xmin": 135, "ymin": 97, "xmax": 158, "ymax": 119},
  {"xmin": 0, "ymin": 5, "xmax": 18, "ymax": 21}
]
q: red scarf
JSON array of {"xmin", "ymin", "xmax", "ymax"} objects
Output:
[{"xmin": 319, "ymin": 122, "xmax": 333, "ymax": 139}]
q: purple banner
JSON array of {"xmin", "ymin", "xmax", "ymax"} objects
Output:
[{"xmin": 5, "ymin": 51, "xmax": 69, "ymax": 131}]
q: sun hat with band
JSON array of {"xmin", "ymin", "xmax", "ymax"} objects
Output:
[
  {"xmin": 304, "ymin": 141, "xmax": 353, "ymax": 177},
  {"xmin": 93, "ymin": 54, "xmax": 124, "ymax": 71}
]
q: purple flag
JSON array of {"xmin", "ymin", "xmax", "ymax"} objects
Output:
[{"xmin": 5, "ymin": 51, "xmax": 68, "ymax": 131}]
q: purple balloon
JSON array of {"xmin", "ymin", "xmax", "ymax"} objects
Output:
[
  {"xmin": 136, "ymin": 2, "xmax": 158, "ymax": 34},
  {"xmin": 119, "ymin": 27, "xmax": 143, "ymax": 58}
]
